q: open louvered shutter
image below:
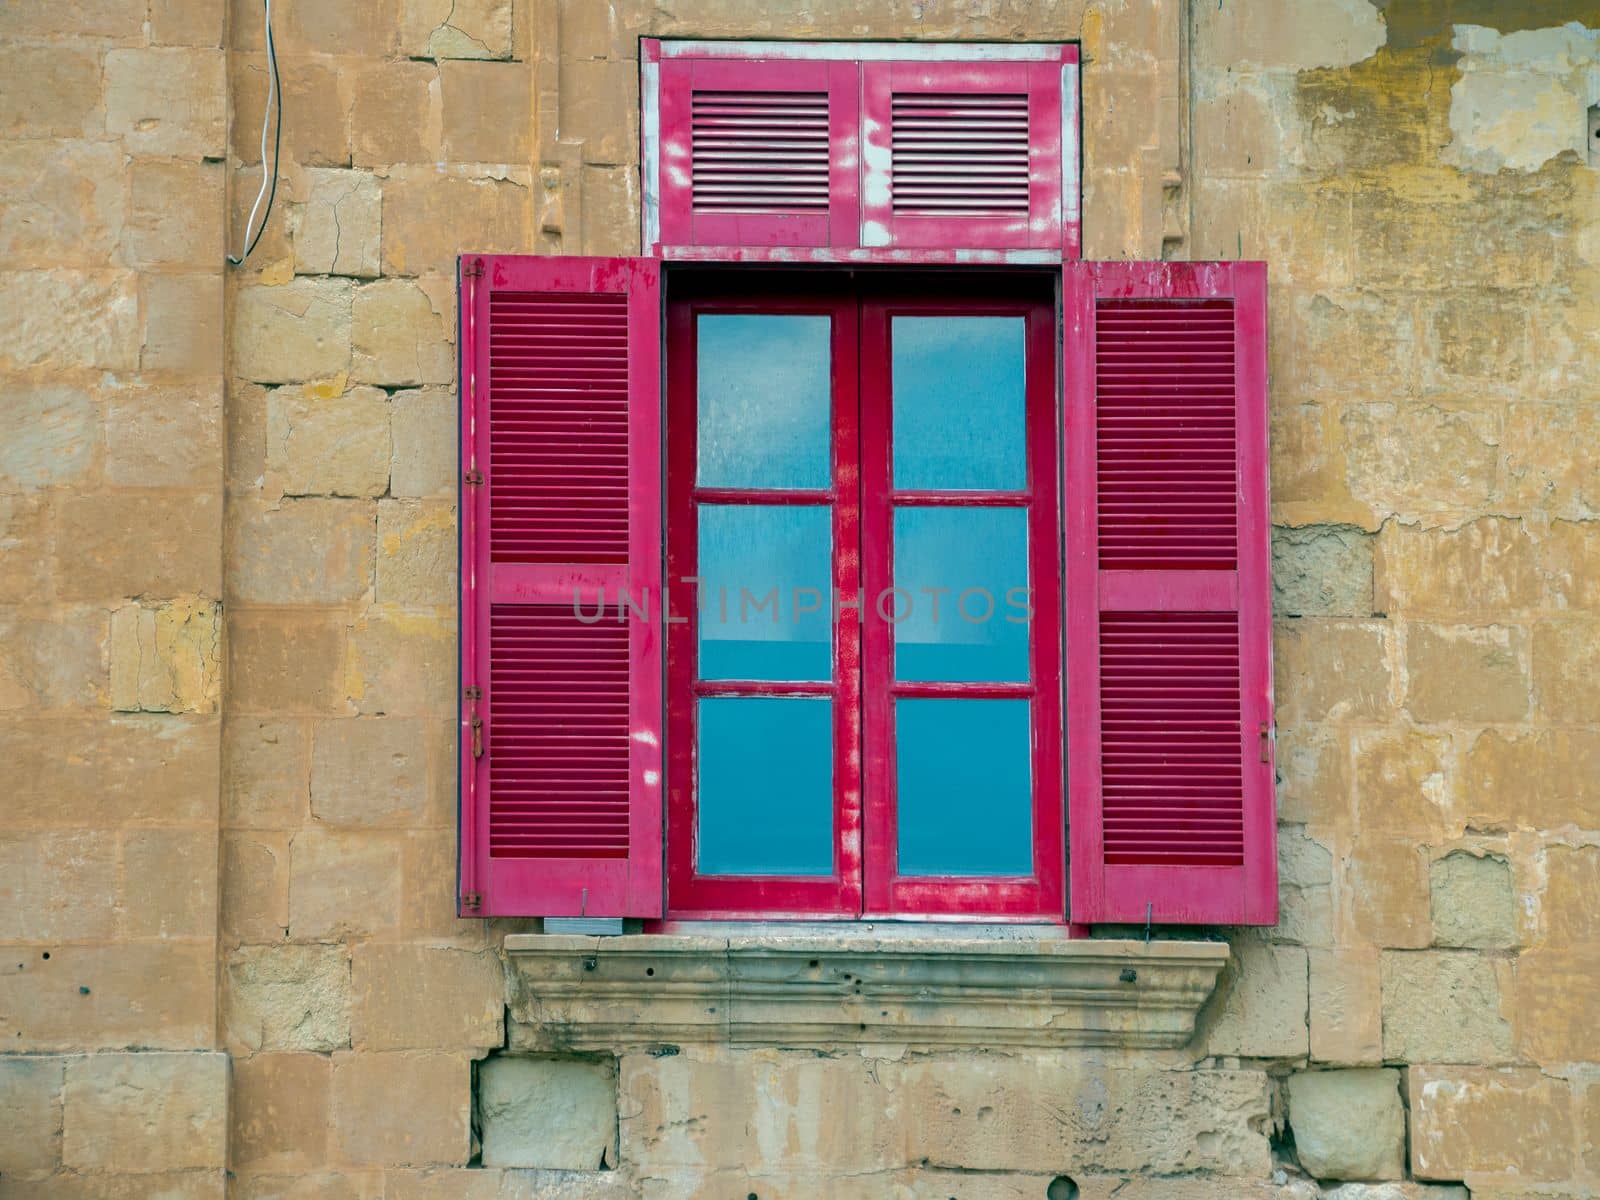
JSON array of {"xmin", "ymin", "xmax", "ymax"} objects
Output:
[
  {"xmin": 655, "ymin": 55, "xmax": 859, "ymax": 250},
  {"xmin": 460, "ymin": 255, "xmax": 663, "ymax": 918},
  {"xmin": 1065, "ymin": 261, "xmax": 1275, "ymax": 925},
  {"xmin": 861, "ymin": 57, "xmax": 1067, "ymax": 251}
]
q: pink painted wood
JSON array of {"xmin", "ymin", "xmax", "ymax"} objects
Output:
[
  {"xmin": 656, "ymin": 56, "xmax": 860, "ymax": 251},
  {"xmin": 459, "ymin": 255, "xmax": 664, "ymax": 918},
  {"xmin": 1064, "ymin": 260, "xmax": 1276, "ymax": 926},
  {"xmin": 860, "ymin": 57, "xmax": 1067, "ymax": 253}
]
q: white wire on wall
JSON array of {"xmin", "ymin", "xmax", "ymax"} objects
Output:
[{"xmin": 228, "ymin": 0, "xmax": 282, "ymax": 266}]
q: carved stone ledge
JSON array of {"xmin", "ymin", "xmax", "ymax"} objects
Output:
[{"xmin": 503, "ymin": 931, "xmax": 1230, "ymax": 1051}]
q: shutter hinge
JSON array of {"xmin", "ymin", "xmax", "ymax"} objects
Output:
[
  {"xmin": 464, "ymin": 686, "xmax": 482, "ymax": 701},
  {"xmin": 462, "ymin": 259, "xmax": 485, "ymax": 278},
  {"xmin": 461, "ymin": 891, "xmax": 482, "ymax": 912},
  {"xmin": 471, "ymin": 715, "xmax": 484, "ymax": 759},
  {"xmin": 1259, "ymin": 722, "xmax": 1275, "ymax": 764},
  {"xmin": 464, "ymin": 469, "xmax": 484, "ymax": 486}
]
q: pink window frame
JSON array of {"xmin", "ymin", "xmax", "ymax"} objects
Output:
[{"xmin": 663, "ymin": 271, "xmax": 1063, "ymax": 921}]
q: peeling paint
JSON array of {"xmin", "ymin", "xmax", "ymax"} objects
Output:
[{"xmin": 1445, "ymin": 22, "xmax": 1600, "ymax": 173}]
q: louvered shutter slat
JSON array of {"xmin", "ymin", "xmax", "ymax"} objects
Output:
[
  {"xmin": 460, "ymin": 255, "xmax": 664, "ymax": 919},
  {"xmin": 861, "ymin": 60, "xmax": 1065, "ymax": 251},
  {"xmin": 656, "ymin": 57, "xmax": 859, "ymax": 249},
  {"xmin": 1065, "ymin": 261, "xmax": 1276, "ymax": 926}
]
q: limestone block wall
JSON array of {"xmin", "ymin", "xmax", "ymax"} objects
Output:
[
  {"xmin": 1, "ymin": 0, "xmax": 1599, "ymax": 1196},
  {"xmin": 0, "ymin": 0, "xmax": 231, "ymax": 1194}
]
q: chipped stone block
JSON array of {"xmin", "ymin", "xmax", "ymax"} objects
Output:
[
  {"xmin": 296, "ymin": 169, "xmax": 383, "ymax": 278},
  {"xmin": 1380, "ymin": 950, "xmax": 1513, "ymax": 1064},
  {"xmin": 1205, "ymin": 939, "xmax": 1309, "ymax": 1059},
  {"xmin": 1272, "ymin": 524, "xmax": 1375, "ymax": 617},
  {"xmin": 351, "ymin": 278, "xmax": 453, "ymax": 386},
  {"xmin": 400, "ymin": 0, "xmax": 514, "ymax": 59},
  {"xmin": 109, "ymin": 595, "xmax": 221, "ymax": 713},
  {"xmin": 479, "ymin": 1056, "xmax": 618, "ymax": 1170},
  {"xmin": 225, "ymin": 944, "xmax": 351, "ymax": 1053},
  {"xmin": 1410, "ymin": 1066, "xmax": 1574, "ymax": 1183},
  {"xmin": 1430, "ymin": 851, "xmax": 1516, "ymax": 949},
  {"xmin": 266, "ymin": 385, "xmax": 391, "ymax": 498},
  {"xmin": 62, "ymin": 1051, "xmax": 229, "ymax": 1172},
  {"xmin": 233, "ymin": 278, "xmax": 354, "ymax": 384},
  {"xmin": 1287, "ymin": 1068, "xmax": 1404, "ymax": 1181}
]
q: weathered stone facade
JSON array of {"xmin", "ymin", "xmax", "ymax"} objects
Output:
[{"xmin": 2, "ymin": 0, "xmax": 1599, "ymax": 1195}]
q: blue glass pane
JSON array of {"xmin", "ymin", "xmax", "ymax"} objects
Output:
[
  {"xmin": 698, "ymin": 504, "xmax": 832, "ymax": 681},
  {"xmin": 893, "ymin": 506, "xmax": 1029, "ymax": 683},
  {"xmin": 892, "ymin": 316, "xmax": 1026, "ymax": 491},
  {"xmin": 697, "ymin": 315, "xmax": 831, "ymax": 489},
  {"xmin": 698, "ymin": 696, "xmax": 833, "ymax": 876},
  {"xmin": 896, "ymin": 698, "xmax": 1032, "ymax": 876}
]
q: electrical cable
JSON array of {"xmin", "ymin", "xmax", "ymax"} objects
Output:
[{"xmin": 228, "ymin": 0, "xmax": 281, "ymax": 266}]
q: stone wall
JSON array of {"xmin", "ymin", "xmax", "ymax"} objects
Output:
[
  {"xmin": 1, "ymin": 0, "xmax": 1599, "ymax": 1196},
  {"xmin": 0, "ymin": 0, "xmax": 231, "ymax": 1194}
]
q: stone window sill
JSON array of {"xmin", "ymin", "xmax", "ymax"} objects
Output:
[{"xmin": 503, "ymin": 928, "xmax": 1229, "ymax": 1051}]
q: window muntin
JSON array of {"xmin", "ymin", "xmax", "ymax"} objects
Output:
[{"xmin": 666, "ymin": 273, "xmax": 1062, "ymax": 920}]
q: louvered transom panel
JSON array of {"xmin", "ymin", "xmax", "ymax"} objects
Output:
[
  {"xmin": 1096, "ymin": 299, "xmax": 1238, "ymax": 569},
  {"xmin": 1099, "ymin": 612, "xmax": 1244, "ymax": 867},
  {"xmin": 489, "ymin": 606, "xmax": 630, "ymax": 859},
  {"xmin": 890, "ymin": 92, "xmax": 1029, "ymax": 214},
  {"xmin": 489, "ymin": 291, "xmax": 629, "ymax": 564},
  {"xmin": 691, "ymin": 90, "xmax": 830, "ymax": 212}
]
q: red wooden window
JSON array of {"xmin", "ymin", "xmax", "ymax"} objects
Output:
[
  {"xmin": 1064, "ymin": 261, "xmax": 1276, "ymax": 926},
  {"xmin": 665, "ymin": 273, "xmax": 1063, "ymax": 920},
  {"xmin": 644, "ymin": 41, "xmax": 1080, "ymax": 260},
  {"xmin": 459, "ymin": 255, "xmax": 664, "ymax": 919}
]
